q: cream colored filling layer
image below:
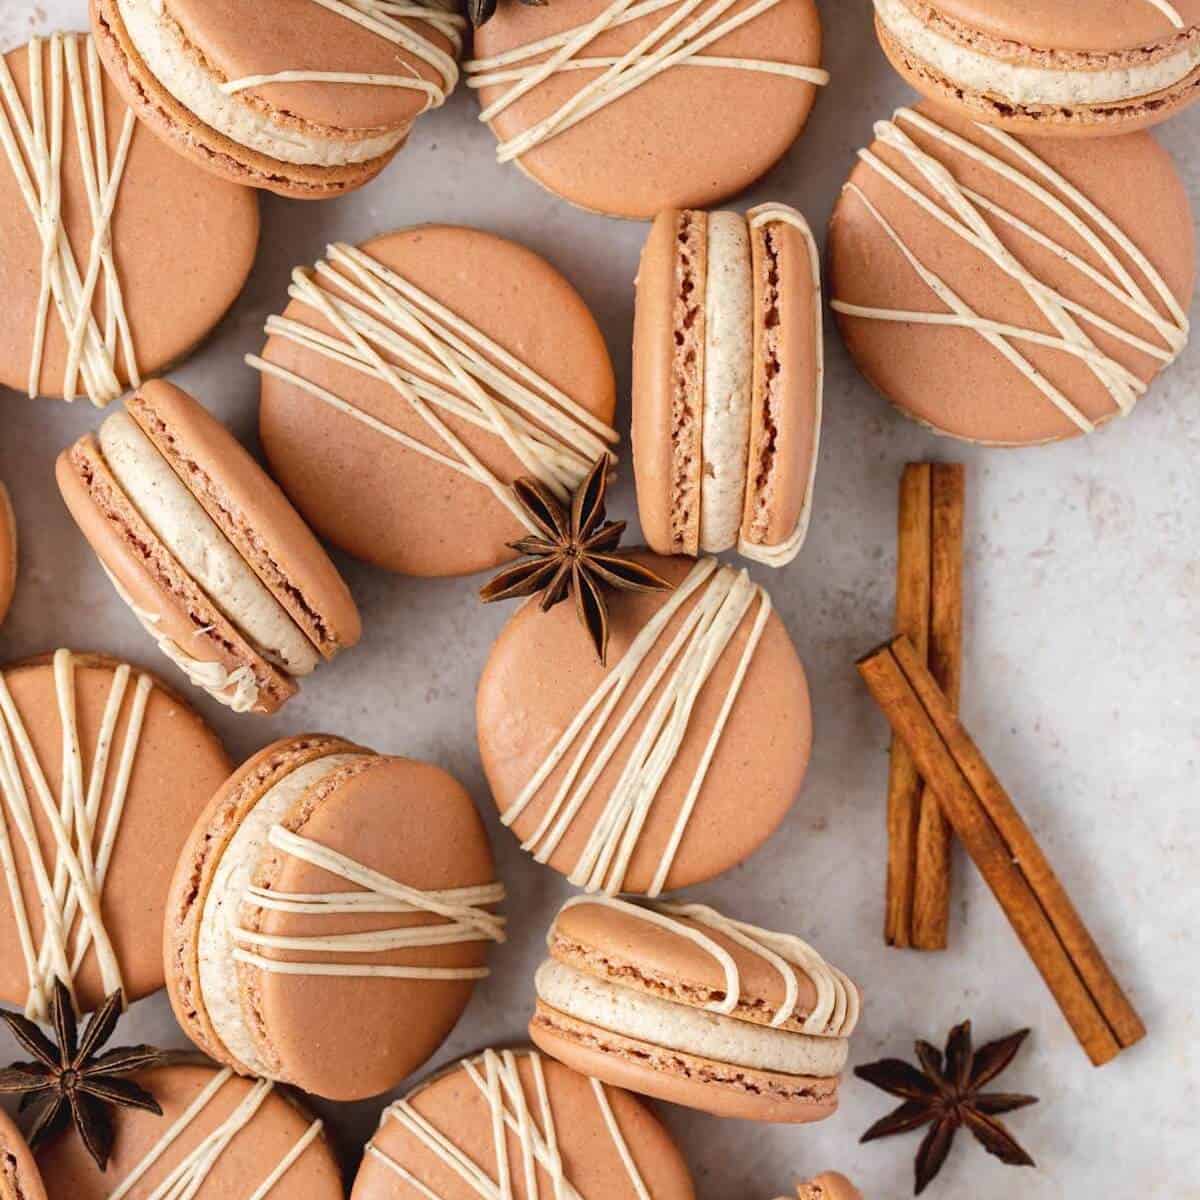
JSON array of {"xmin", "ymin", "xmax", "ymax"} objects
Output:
[
  {"xmin": 876, "ymin": 0, "xmax": 1200, "ymax": 105},
  {"xmin": 536, "ymin": 960, "xmax": 849, "ymax": 1078},
  {"xmin": 197, "ymin": 753, "xmax": 366, "ymax": 1077},
  {"xmin": 116, "ymin": 0, "xmax": 407, "ymax": 166}
]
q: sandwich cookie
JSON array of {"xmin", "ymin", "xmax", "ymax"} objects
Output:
[
  {"xmin": 57, "ymin": 380, "xmax": 362, "ymax": 715},
  {"xmin": 829, "ymin": 104, "xmax": 1194, "ymax": 445},
  {"xmin": 351, "ymin": 1046, "xmax": 695, "ymax": 1199},
  {"xmin": 0, "ymin": 482, "xmax": 15, "ymax": 628},
  {"xmin": 633, "ymin": 204, "xmax": 823, "ymax": 567},
  {"xmin": 0, "ymin": 34, "xmax": 258, "ymax": 408},
  {"xmin": 791, "ymin": 1175, "xmax": 861, "ymax": 1200},
  {"xmin": 92, "ymin": 0, "xmax": 465, "ymax": 198},
  {"xmin": 0, "ymin": 650, "xmax": 230, "ymax": 1020},
  {"xmin": 165, "ymin": 735, "xmax": 506, "ymax": 1102},
  {"xmin": 36, "ymin": 1060, "xmax": 341, "ymax": 1198},
  {"xmin": 253, "ymin": 225, "xmax": 618, "ymax": 577},
  {"xmin": 874, "ymin": 0, "xmax": 1200, "ymax": 136},
  {"xmin": 531, "ymin": 895, "xmax": 861, "ymax": 1123},
  {"xmin": 0, "ymin": 1108, "xmax": 47, "ymax": 1200},
  {"xmin": 467, "ymin": 0, "xmax": 828, "ymax": 219},
  {"xmin": 477, "ymin": 552, "xmax": 811, "ymax": 896}
]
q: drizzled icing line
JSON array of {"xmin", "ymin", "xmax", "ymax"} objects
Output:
[
  {"xmin": 368, "ymin": 1048, "xmax": 651, "ymax": 1200},
  {"xmin": 465, "ymin": 0, "xmax": 829, "ymax": 162},
  {"xmin": 107, "ymin": 1067, "xmax": 323, "ymax": 1200},
  {"xmin": 502, "ymin": 557, "xmax": 769, "ymax": 897},
  {"xmin": 0, "ymin": 649, "xmax": 150, "ymax": 1020},
  {"xmin": 557, "ymin": 895, "xmax": 860, "ymax": 1038},
  {"xmin": 1147, "ymin": 0, "xmax": 1186, "ymax": 28},
  {"xmin": 247, "ymin": 240, "xmax": 617, "ymax": 531},
  {"xmin": 232, "ymin": 825, "xmax": 506, "ymax": 980},
  {"xmin": 0, "ymin": 34, "xmax": 139, "ymax": 407},
  {"xmin": 831, "ymin": 107, "xmax": 1189, "ymax": 435}
]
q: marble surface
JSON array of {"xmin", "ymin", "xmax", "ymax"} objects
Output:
[{"xmin": 1, "ymin": 2, "xmax": 1198, "ymax": 1197}]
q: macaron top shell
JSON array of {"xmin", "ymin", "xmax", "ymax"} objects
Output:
[
  {"xmin": 0, "ymin": 1108, "xmax": 46, "ymax": 1200},
  {"xmin": 0, "ymin": 482, "xmax": 15, "ymax": 628},
  {"xmin": 796, "ymin": 1173, "xmax": 861, "ymax": 1200}
]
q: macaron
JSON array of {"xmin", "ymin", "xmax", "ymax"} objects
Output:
[
  {"xmin": 0, "ymin": 33, "xmax": 258, "ymax": 408},
  {"xmin": 36, "ymin": 1060, "xmax": 342, "ymax": 1198},
  {"xmin": 0, "ymin": 649, "xmax": 230, "ymax": 1019},
  {"xmin": 0, "ymin": 1108, "xmax": 47, "ymax": 1200},
  {"xmin": 351, "ymin": 1046, "xmax": 695, "ymax": 1199},
  {"xmin": 0, "ymin": 481, "xmax": 15, "ymax": 628},
  {"xmin": 254, "ymin": 225, "xmax": 618, "ymax": 577},
  {"xmin": 467, "ymin": 0, "xmax": 828, "ymax": 219},
  {"xmin": 476, "ymin": 552, "xmax": 811, "ymax": 896},
  {"xmin": 829, "ymin": 103, "xmax": 1194, "ymax": 446},
  {"xmin": 165, "ymin": 735, "xmax": 506, "ymax": 1102},
  {"xmin": 91, "ymin": 0, "xmax": 465, "ymax": 198},
  {"xmin": 633, "ymin": 204, "xmax": 823, "ymax": 567},
  {"xmin": 793, "ymin": 1174, "xmax": 862, "ymax": 1200},
  {"xmin": 57, "ymin": 380, "xmax": 362, "ymax": 715},
  {"xmin": 873, "ymin": 0, "xmax": 1200, "ymax": 136},
  {"xmin": 531, "ymin": 895, "xmax": 862, "ymax": 1123}
]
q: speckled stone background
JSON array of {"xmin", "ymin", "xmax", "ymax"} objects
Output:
[{"xmin": 1, "ymin": 2, "xmax": 1198, "ymax": 1197}]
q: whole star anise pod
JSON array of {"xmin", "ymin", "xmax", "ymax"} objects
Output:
[
  {"xmin": 0, "ymin": 979, "xmax": 165, "ymax": 1170},
  {"xmin": 856, "ymin": 1021, "xmax": 1038, "ymax": 1195},
  {"xmin": 481, "ymin": 455, "xmax": 671, "ymax": 665},
  {"xmin": 469, "ymin": 0, "xmax": 546, "ymax": 28}
]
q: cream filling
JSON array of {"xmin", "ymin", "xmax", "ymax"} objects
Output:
[
  {"xmin": 197, "ymin": 753, "xmax": 367, "ymax": 1077},
  {"xmin": 116, "ymin": 0, "xmax": 407, "ymax": 166},
  {"xmin": 535, "ymin": 960, "xmax": 849, "ymax": 1078},
  {"xmin": 876, "ymin": 0, "xmax": 1200, "ymax": 105},
  {"xmin": 98, "ymin": 413, "xmax": 319, "ymax": 677}
]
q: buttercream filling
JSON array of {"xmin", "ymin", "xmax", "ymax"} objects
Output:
[
  {"xmin": 535, "ymin": 960, "xmax": 849, "ymax": 1078},
  {"xmin": 116, "ymin": 0, "xmax": 407, "ymax": 166},
  {"xmin": 876, "ymin": 0, "xmax": 1200, "ymax": 105}
]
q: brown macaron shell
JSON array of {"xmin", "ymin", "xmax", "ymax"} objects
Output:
[
  {"xmin": 797, "ymin": 1173, "xmax": 861, "ymax": 1200},
  {"xmin": 0, "ymin": 1108, "xmax": 46, "ymax": 1200},
  {"xmin": 258, "ymin": 225, "xmax": 616, "ymax": 577},
  {"xmin": 829, "ymin": 103, "xmax": 1195, "ymax": 445},
  {"xmin": 0, "ymin": 652, "xmax": 230, "ymax": 1015},
  {"xmin": 0, "ymin": 35, "xmax": 258, "ymax": 401},
  {"xmin": 472, "ymin": 0, "xmax": 823, "ymax": 219},
  {"xmin": 36, "ymin": 1062, "xmax": 342, "ymax": 1198},
  {"xmin": 0, "ymin": 482, "xmax": 15, "ymax": 628},
  {"xmin": 476, "ymin": 552, "xmax": 811, "ymax": 894}
]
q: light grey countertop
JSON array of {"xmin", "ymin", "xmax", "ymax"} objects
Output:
[{"xmin": 1, "ymin": 2, "xmax": 1197, "ymax": 1197}]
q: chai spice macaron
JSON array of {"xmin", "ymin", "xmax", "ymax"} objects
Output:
[
  {"xmin": 792, "ymin": 1174, "xmax": 862, "ymax": 1200},
  {"xmin": 467, "ymin": 0, "xmax": 827, "ymax": 219},
  {"xmin": 253, "ymin": 225, "xmax": 618, "ymax": 577},
  {"xmin": 165, "ymin": 735, "xmax": 506, "ymax": 1102},
  {"xmin": 58, "ymin": 380, "xmax": 361, "ymax": 715},
  {"xmin": 92, "ymin": 0, "xmax": 465, "ymax": 198},
  {"xmin": 0, "ymin": 1108, "xmax": 47, "ymax": 1200},
  {"xmin": 0, "ymin": 649, "xmax": 230, "ymax": 1019},
  {"xmin": 874, "ymin": 0, "xmax": 1200, "ymax": 136},
  {"xmin": 633, "ymin": 204, "xmax": 823, "ymax": 567},
  {"xmin": 531, "ymin": 896, "xmax": 862, "ymax": 1123},
  {"xmin": 0, "ymin": 481, "xmax": 15, "ymax": 628},
  {"xmin": 352, "ymin": 1047, "xmax": 695, "ymax": 1200},
  {"xmin": 0, "ymin": 33, "xmax": 258, "ymax": 408},
  {"xmin": 829, "ymin": 103, "xmax": 1195, "ymax": 446}
]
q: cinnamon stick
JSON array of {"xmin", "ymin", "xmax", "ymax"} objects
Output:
[{"xmin": 859, "ymin": 636, "xmax": 1145, "ymax": 1067}]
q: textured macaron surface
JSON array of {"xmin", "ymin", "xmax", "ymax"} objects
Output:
[{"xmin": 0, "ymin": 1109, "xmax": 45, "ymax": 1200}]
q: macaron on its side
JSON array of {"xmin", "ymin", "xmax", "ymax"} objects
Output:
[
  {"xmin": 796, "ymin": 1173, "xmax": 862, "ymax": 1200},
  {"xmin": 0, "ymin": 1108, "xmax": 47, "ymax": 1200},
  {"xmin": 0, "ymin": 482, "xmax": 16, "ymax": 628}
]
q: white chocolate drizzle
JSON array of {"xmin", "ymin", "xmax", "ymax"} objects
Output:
[
  {"xmin": 232, "ymin": 824, "xmax": 505, "ymax": 980},
  {"xmin": 465, "ymin": 0, "xmax": 829, "ymax": 163},
  {"xmin": 247, "ymin": 240, "xmax": 618, "ymax": 530},
  {"xmin": 0, "ymin": 649, "xmax": 150, "ymax": 1020},
  {"xmin": 0, "ymin": 34, "xmax": 138, "ymax": 407},
  {"xmin": 1147, "ymin": 0, "xmax": 1186, "ymax": 28},
  {"xmin": 830, "ymin": 107, "xmax": 1190, "ymax": 435},
  {"xmin": 107, "ymin": 1066, "xmax": 323, "ymax": 1200},
  {"xmin": 557, "ymin": 895, "xmax": 860, "ymax": 1037},
  {"xmin": 218, "ymin": 0, "xmax": 465, "ymax": 114},
  {"xmin": 368, "ymin": 1047, "xmax": 651, "ymax": 1199},
  {"xmin": 502, "ymin": 557, "xmax": 769, "ymax": 897}
]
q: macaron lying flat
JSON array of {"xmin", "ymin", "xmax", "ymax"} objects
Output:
[
  {"xmin": 0, "ymin": 1108, "xmax": 47, "ymax": 1200},
  {"xmin": 793, "ymin": 1174, "xmax": 861, "ymax": 1200},
  {"xmin": 58, "ymin": 379, "xmax": 361, "ymax": 715},
  {"xmin": 633, "ymin": 204, "xmax": 823, "ymax": 568},
  {"xmin": 352, "ymin": 1047, "xmax": 695, "ymax": 1199},
  {"xmin": 165, "ymin": 735, "xmax": 506, "ymax": 1102},
  {"xmin": 874, "ymin": 0, "xmax": 1200, "ymax": 136},
  {"xmin": 92, "ymin": 0, "xmax": 465, "ymax": 198},
  {"xmin": 0, "ymin": 481, "xmax": 15, "ymax": 628},
  {"xmin": 531, "ymin": 895, "xmax": 861, "ymax": 1123}
]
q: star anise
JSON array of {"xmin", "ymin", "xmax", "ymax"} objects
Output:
[
  {"xmin": 856, "ymin": 1021, "xmax": 1038, "ymax": 1195},
  {"xmin": 469, "ymin": 0, "xmax": 547, "ymax": 29},
  {"xmin": 481, "ymin": 455, "xmax": 671, "ymax": 665},
  {"xmin": 0, "ymin": 979, "xmax": 165, "ymax": 1171}
]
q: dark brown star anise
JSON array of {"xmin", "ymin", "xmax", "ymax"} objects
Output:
[
  {"xmin": 856, "ymin": 1020, "xmax": 1038, "ymax": 1195},
  {"xmin": 481, "ymin": 455, "xmax": 671, "ymax": 665},
  {"xmin": 0, "ymin": 979, "xmax": 165, "ymax": 1171},
  {"xmin": 469, "ymin": 0, "xmax": 547, "ymax": 29}
]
